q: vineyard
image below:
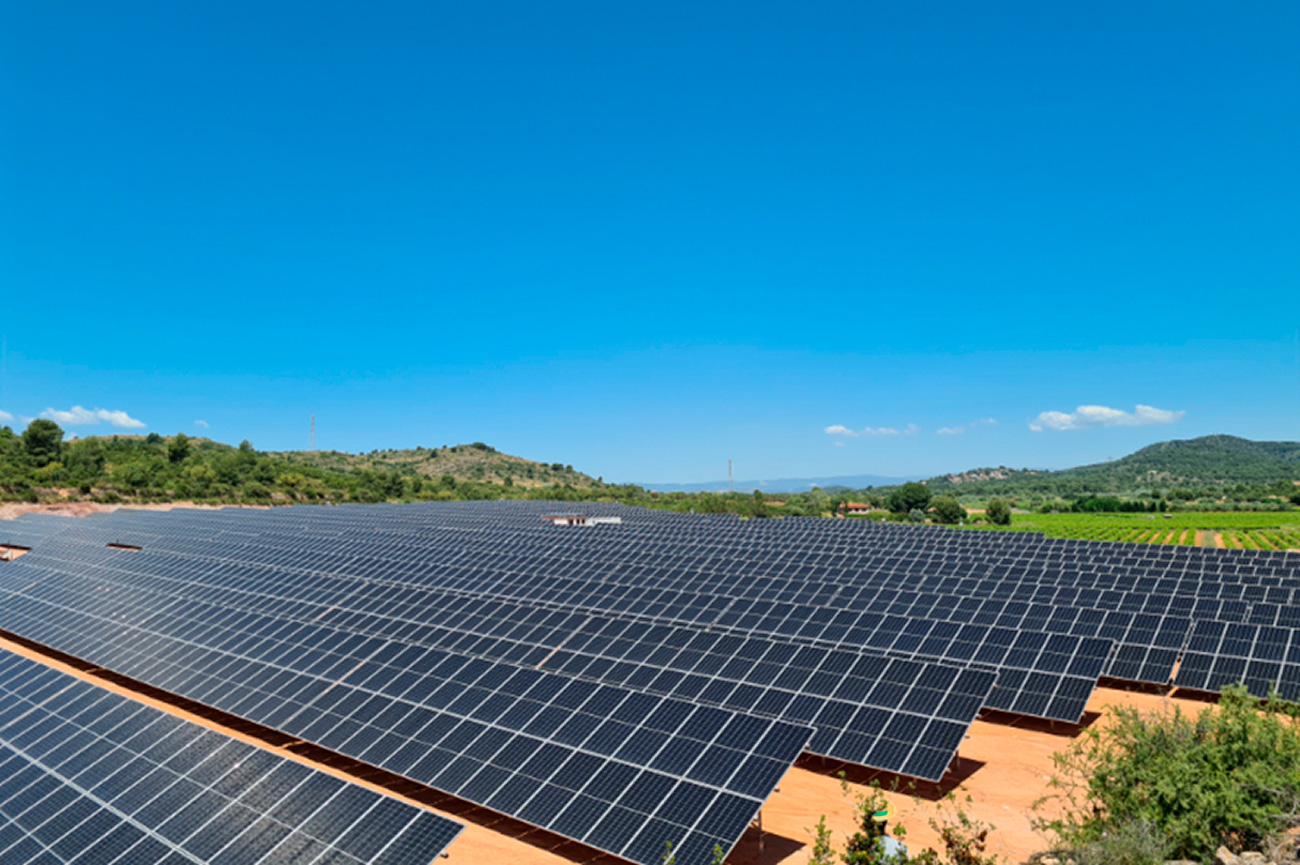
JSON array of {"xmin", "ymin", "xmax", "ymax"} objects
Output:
[{"xmin": 975, "ymin": 512, "xmax": 1300, "ymax": 550}]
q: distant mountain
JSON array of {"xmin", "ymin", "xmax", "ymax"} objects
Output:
[
  {"xmin": 925, "ymin": 435, "xmax": 1300, "ymax": 498},
  {"xmin": 643, "ymin": 473, "xmax": 920, "ymax": 494}
]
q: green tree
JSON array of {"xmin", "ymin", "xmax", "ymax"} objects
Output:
[
  {"xmin": 930, "ymin": 496, "xmax": 966, "ymax": 525},
  {"xmin": 887, "ymin": 482, "xmax": 932, "ymax": 514},
  {"xmin": 985, "ymin": 500, "xmax": 1012, "ymax": 526},
  {"xmin": 22, "ymin": 419, "xmax": 64, "ymax": 468},
  {"xmin": 168, "ymin": 432, "xmax": 192, "ymax": 464}
]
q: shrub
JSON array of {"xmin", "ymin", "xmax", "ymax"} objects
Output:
[
  {"xmin": 930, "ymin": 496, "xmax": 967, "ymax": 525},
  {"xmin": 809, "ymin": 815, "xmax": 835, "ymax": 865},
  {"xmin": 1034, "ymin": 685, "xmax": 1300, "ymax": 861},
  {"xmin": 929, "ymin": 796, "xmax": 997, "ymax": 865},
  {"xmin": 985, "ymin": 500, "xmax": 1012, "ymax": 526},
  {"xmin": 1068, "ymin": 818, "xmax": 1166, "ymax": 865},
  {"xmin": 243, "ymin": 482, "xmax": 271, "ymax": 500}
]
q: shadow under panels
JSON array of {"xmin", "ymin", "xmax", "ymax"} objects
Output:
[
  {"xmin": 0, "ymin": 562, "xmax": 812, "ymax": 865},
  {"xmin": 0, "ymin": 648, "xmax": 462, "ymax": 865},
  {"xmin": 15, "ymin": 542, "xmax": 992, "ymax": 783}
]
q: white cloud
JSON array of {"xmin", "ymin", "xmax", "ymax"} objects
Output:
[
  {"xmin": 937, "ymin": 417, "xmax": 997, "ymax": 436},
  {"xmin": 41, "ymin": 406, "xmax": 97, "ymax": 425},
  {"xmin": 194, "ymin": 420, "xmax": 210, "ymax": 429},
  {"xmin": 834, "ymin": 441, "xmax": 845, "ymax": 447},
  {"xmin": 825, "ymin": 422, "xmax": 919, "ymax": 438},
  {"xmin": 1029, "ymin": 403, "xmax": 1185, "ymax": 432},
  {"xmin": 0, "ymin": 409, "xmax": 12, "ymax": 423},
  {"xmin": 40, "ymin": 405, "xmax": 147, "ymax": 430},
  {"xmin": 96, "ymin": 409, "xmax": 147, "ymax": 429}
]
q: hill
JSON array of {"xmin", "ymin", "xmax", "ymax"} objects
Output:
[
  {"xmin": 924, "ymin": 435, "xmax": 1300, "ymax": 500},
  {"xmin": 269, "ymin": 442, "xmax": 601, "ymax": 489},
  {"xmin": 0, "ymin": 423, "xmax": 614, "ymax": 506}
]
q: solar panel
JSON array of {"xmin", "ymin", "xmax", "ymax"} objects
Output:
[
  {"xmin": 7, "ymin": 498, "xmax": 1300, "ymax": 822},
  {"xmin": 0, "ymin": 559, "xmax": 812, "ymax": 865},
  {"xmin": 1173, "ymin": 620, "xmax": 1300, "ymax": 700},
  {"xmin": 11, "ymin": 539, "xmax": 991, "ymax": 782},
  {"xmin": 0, "ymin": 648, "xmax": 463, "ymax": 865}
]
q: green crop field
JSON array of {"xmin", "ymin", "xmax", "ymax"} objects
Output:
[{"xmin": 972, "ymin": 511, "xmax": 1300, "ymax": 550}]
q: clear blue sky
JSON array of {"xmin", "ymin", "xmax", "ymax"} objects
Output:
[{"xmin": 2, "ymin": 1, "xmax": 1297, "ymax": 483}]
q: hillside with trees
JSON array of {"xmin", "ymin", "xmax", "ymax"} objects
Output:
[
  {"xmin": 0, "ymin": 423, "xmax": 808, "ymax": 515},
  {"xmin": 5, "ymin": 424, "xmax": 1298, "ymax": 519},
  {"xmin": 0, "ymin": 423, "xmax": 624, "ymax": 506},
  {"xmin": 921, "ymin": 435, "xmax": 1300, "ymax": 504},
  {"xmin": 269, "ymin": 443, "xmax": 599, "ymax": 489}
]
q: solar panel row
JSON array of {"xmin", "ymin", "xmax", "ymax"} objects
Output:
[
  {"xmin": 0, "ymin": 557, "xmax": 812, "ymax": 865},
  {"xmin": 32, "ymin": 509, "xmax": 1108, "ymax": 722},
  {"xmin": 13, "ymin": 538, "xmax": 992, "ymax": 781},
  {"xmin": 0, "ymin": 648, "xmax": 463, "ymax": 865}
]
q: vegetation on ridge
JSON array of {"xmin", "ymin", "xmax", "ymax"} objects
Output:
[
  {"xmin": 3, "ymin": 425, "xmax": 1299, "ymax": 537},
  {"xmin": 0, "ymin": 422, "xmax": 804, "ymax": 515},
  {"xmin": 922, "ymin": 435, "xmax": 1300, "ymax": 502},
  {"xmin": 0, "ymin": 422, "xmax": 632, "ymax": 506}
]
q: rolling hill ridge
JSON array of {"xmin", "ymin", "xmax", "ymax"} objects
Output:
[{"xmin": 924, "ymin": 435, "xmax": 1300, "ymax": 498}]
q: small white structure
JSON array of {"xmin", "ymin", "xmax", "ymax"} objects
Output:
[{"xmin": 541, "ymin": 514, "xmax": 623, "ymax": 527}]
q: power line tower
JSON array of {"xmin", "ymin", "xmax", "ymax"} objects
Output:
[
  {"xmin": 309, "ymin": 415, "xmax": 316, "ymax": 452},
  {"xmin": 728, "ymin": 459, "xmax": 733, "ymax": 493}
]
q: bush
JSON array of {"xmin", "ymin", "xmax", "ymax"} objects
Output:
[
  {"xmin": 243, "ymin": 483, "xmax": 271, "ymax": 500},
  {"xmin": 985, "ymin": 500, "xmax": 1012, "ymax": 526},
  {"xmin": 1034, "ymin": 685, "xmax": 1300, "ymax": 861},
  {"xmin": 931, "ymin": 496, "xmax": 967, "ymax": 525},
  {"xmin": 1069, "ymin": 818, "xmax": 1166, "ymax": 865}
]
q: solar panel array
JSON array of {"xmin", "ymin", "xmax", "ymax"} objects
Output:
[
  {"xmin": 3, "ymin": 537, "xmax": 991, "ymax": 783},
  {"xmin": 3, "ymin": 500, "xmax": 1299, "ymax": 864},
  {"xmin": 0, "ymin": 648, "xmax": 463, "ymax": 865},
  {"xmin": 0, "ymin": 549, "xmax": 813, "ymax": 865}
]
